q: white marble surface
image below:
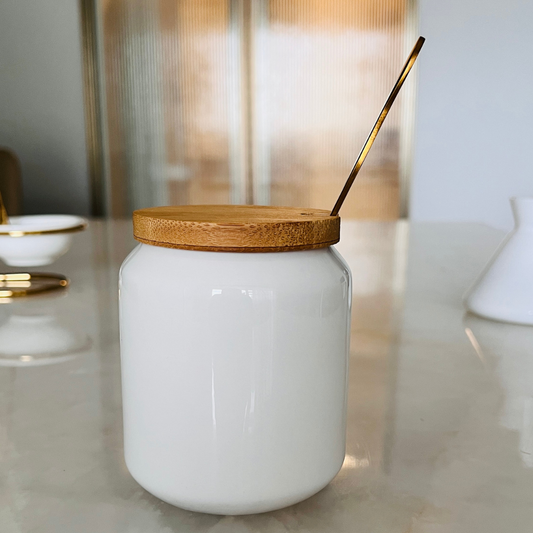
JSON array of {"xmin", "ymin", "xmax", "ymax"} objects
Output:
[{"xmin": 1, "ymin": 220, "xmax": 533, "ymax": 532}]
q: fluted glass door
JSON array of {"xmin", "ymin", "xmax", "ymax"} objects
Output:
[{"xmin": 96, "ymin": 0, "xmax": 416, "ymax": 218}]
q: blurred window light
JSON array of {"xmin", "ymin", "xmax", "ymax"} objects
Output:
[{"xmin": 93, "ymin": 0, "xmax": 417, "ymax": 218}]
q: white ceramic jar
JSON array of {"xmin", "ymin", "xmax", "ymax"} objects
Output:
[{"xmin": 119, "ymin": 206, "xmax": 351, "ymax": 515}]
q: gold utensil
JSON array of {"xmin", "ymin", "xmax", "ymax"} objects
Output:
[
  {"xmin": 0, "ymin": 191, "xmax": 8, "ymax": 225},
  {"xmin": 331, "ymin": 36, "xmax": 425, "ymax": 217},
  {"xmin": 0, "ymin": 273, "xmax": 69, "ymax": 300}
]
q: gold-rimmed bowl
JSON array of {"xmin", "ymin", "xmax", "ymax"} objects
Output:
[{"xmin": 0, "ymin": 215, "xmax": 88, "ymax": 266}]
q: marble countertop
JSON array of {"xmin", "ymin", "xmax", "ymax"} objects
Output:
[{"xmin": 1, "ymin": 220, "xmax": 532, "ymax": 532}]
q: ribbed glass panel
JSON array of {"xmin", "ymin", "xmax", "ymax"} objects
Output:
[
  {"xmin": 98, "ymin": 0, "xmax": 413, "ymax": 218},
  {"xmin": 258, "ymin": 0, "xmax": 409, "ymax": 217}
]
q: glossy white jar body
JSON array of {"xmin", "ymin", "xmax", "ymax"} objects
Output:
[{"xmin": 119, "ymin": 243, "xmax": 351, "ymax": 515}]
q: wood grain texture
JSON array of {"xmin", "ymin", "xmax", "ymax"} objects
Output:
[{"xmin": 133, "ymin": 205, "xmax": 340, "ymax": 252}]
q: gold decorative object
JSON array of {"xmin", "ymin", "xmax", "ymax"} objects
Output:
[
  {"xmin": 0, "ymin": 191, "xmax": 8, "ymax": 225},
  {"xmin": 0, "ymin": 273, "xmax": 69, "ymax": 300}
]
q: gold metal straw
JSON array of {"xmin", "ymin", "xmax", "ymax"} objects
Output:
[
  {"xmin": 0, "ymin": 191, "xmax": 8, "ymax": 225},
  {"xmin": 331, "ymin": 36, "xmax": 425, "ymax": 217}
]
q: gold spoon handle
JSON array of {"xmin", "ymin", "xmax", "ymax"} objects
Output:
[
  {"xmin": 331, "ymin": 36, "xmax": 425, "ymax": 217},
  {"xmin": 0, "ymin": 191, "xmax": 8, "ymax": 225}
]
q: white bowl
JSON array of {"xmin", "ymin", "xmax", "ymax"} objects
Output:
[{"xmin": 0, "ymin": 215, "xmax": 87, "ymax": 267}]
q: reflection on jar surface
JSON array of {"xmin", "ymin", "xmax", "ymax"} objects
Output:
[{"xmin": 119, "ymin": 243, "xmax": 352, "ymax": 514}]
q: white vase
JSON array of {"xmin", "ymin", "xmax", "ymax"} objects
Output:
[{"xmin": 464, "ymin": 197, "xmax": 533, "ymax": 325}]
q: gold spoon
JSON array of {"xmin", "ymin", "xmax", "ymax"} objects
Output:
[
  {"xmin": 0, "ymin": 191, "xmax": 8, "ymax": 225},
  {"xmin": 331, "ymin": 36, "xmax": 425, "ymax": 217}
]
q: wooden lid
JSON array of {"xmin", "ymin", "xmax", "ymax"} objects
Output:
[{"xmin": 133, "ymin": 205, "xmax": 340, "ymax": 253}]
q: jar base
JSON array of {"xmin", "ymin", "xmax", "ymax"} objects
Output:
[
  {"xmin": 127, "ymin": 462, "xmax": 343, "ymax": 515},
  {"xmin": 139, "ymin": 482, "xmax": 334, "ymax": 515}
]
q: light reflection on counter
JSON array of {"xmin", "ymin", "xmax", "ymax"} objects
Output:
[
  {"xmin": 0, "ymin": 292, "xmax": 92, "ymax": 367},
  {"xmin": 342, "ymin": 454, "xmax": 371, "ymax": 470},
  {"xmin": 464, "ymin": 313, "xmax": 533, "ymax": 468}
]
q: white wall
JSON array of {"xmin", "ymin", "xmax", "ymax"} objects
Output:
[
  {"xmin": 410, "ymin": 0, "xmax": 533, "ymax": 230},
  {"xmin": 0, "ymin": 0, "xmax": 90, "ymax": 215}
]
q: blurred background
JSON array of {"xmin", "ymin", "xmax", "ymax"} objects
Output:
[{"xmin": 0, "ymin": 0, "xmax": 532, "ymax": 228}]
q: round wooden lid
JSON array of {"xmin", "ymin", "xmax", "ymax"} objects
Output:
[{"xmin": 133, "ymin": 205, "xmax": 340, "ymax": 253}]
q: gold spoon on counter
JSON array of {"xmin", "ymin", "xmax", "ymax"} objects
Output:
[{"xmin": 331, "ymin": 36, "xmax": 425, "ymax": 216}]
